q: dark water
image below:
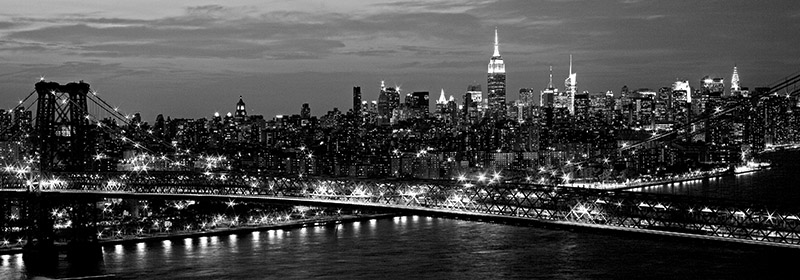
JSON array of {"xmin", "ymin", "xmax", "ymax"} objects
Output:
[
  {"xmin": 3, "ymin": 216, "xmax": 798, "ymax": 279},
  {"xmin": 631, "ymin": 149, "xmax": 800, "ymax": 208}
]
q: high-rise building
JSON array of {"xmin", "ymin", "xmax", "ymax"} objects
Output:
[
  {"xmin": 436, "ymin": 89, "xmax": 448, "ymax": 119},
  {"xmin": 487, "ymin": 27, "xmax": 506, "ymax": 120},
  {"xmin": 377, "ymin": 80, "xmax": 400, "ymax": 125},
  {"xmin": 235, "ymin": 96, "xmax": 247, "ymax": 118},
  {"xmin": 353, "ymin": 86, "xmax": 362, "ymax": 114},
  {"xmin": 730, "ymin": 66, "xmax": 741, "ymax": 96},
  {"xmin": 541, "ymin": 66, "xmax": 558, "ymax": 108},
  {"xmin": 564, "ymin": 55, "xmax": 577, "ymax": 114},
  {"xmin": 300, "ymin": 103, "xmax": 311, "ymax": 119},
  {"xmin": 701, "ymin": 76, "xmax": 725, "ymax": 96},
  {"xmin": 464, "ymin": 84, "xmax": 483, "ymax": 123},
  {"xmin": 406, "ymin": 91, "xmax": 430, "ymax": 119}
]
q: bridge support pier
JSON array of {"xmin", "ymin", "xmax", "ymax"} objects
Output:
[
  {"xmin": 21, "ymin": 193, "xmax": 58, "ymax": 273},
  {"xmin": 1, "ymin": 197, "xmax": 7, "ymax": 235},
  {"xmin": 65, "ymin": 199, "xmax": 102, "ymax": 264}
]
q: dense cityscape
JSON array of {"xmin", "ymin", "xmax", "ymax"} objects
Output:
[
  {"xmin": 3, "ymin": 29, "xmax": 797, "ymax": 185},
  {"xmin": 3, "ymin": 1, "xmax": 800, "ymax": 278}
]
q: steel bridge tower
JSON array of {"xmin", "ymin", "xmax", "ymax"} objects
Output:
[{"xmin": 34, "ymin": 81, "xmax": 92, "ymax": 172}]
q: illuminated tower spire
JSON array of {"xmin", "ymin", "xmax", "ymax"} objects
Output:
[
  {"xmin": 548, "ymin": 65, "xmax": 553, "ymax": 89},
  {"xmin": 731, "ymin": 65, "xmax": 740, "ymax": 92},
  {"xmin": 437, "ymin": 88, "xmax": 448, "ymax": 104},
  {"xmin": 564, "ymin": 55, "xmax": 577, "ymax": 115},
  {"xmin": 487, "ymin": 27, "xmax": 506, "ymax": 119},
  {"xmin": 569, "ymin": 54, "xmax": 573, "ymax": 75},
  {"xmin": 380, "ymin": 80, "xmax": 386, "ymax": 91},
  {"xmin": 493, "ymin": 27, "xmax": 500, "ymax": 57}
]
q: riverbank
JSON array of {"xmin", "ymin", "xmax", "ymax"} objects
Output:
[
  {"xmin": 568, "ymin": 163, "xmax": 771, "ymax": 191},
  {"xmin": 0, "ymin": 213, "xmax": 396, "ymax": 256}
]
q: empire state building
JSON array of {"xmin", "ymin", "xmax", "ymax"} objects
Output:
[{"xmin": 487, "ymin": 27, "xmax": 506, "ymax": 120}]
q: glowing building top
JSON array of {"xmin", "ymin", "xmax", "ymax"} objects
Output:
[
  {"xmin": 235, "ymin": 96, "xmax": 247, "ymax": 118},
  {"xmin": 487, "ymin": 27, "xmax": 505, "ymax": 74},
  {"xmin": 731, "ymin": 65, "xmax": 740, "ymax": 92},
  {"xmin": 437, "ymin": 88, "xmax": 448, "ymax": 104},
  {"xmin": 564, "ymin": 55, "xmax": 577, "ymax": 114}
]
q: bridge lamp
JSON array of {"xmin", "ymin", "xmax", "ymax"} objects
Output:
[
  {"xmin": 457, "ymin": 174, "xmax": 466, "ymax": 182},
  {"xmin": 492, "ymin": 172, "xmax": 502, "ymax": 181},
  {"xmin": 477, "ymin": 174, "xmax": 487, "ymax": 182},
  {"xmin": 561, "ymin": 173, "xmax": 572, "ymax": 184},
  {"xmin": 1, "ymin": 239, "xmax": 8, "ymax": 247}
]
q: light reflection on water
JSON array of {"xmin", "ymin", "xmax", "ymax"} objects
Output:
[
  {"xmin": 2, "ymin": 216, "xmax": 800, "ymax": 279},
  {"xmin": 634, "ymin": 150, "xmax": 800, "ymax": 208}
]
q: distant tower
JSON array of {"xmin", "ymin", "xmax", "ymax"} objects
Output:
[
  {"xmin": 564, "ymin": 55, "xmax": 577, "ymax": 114},
  {"xmin": 377, "ymin": 80, "xmax": 400, "ymax": 125},
  {"xmin": 353, "ymin": 86, "xmax": 362, "ymax": 114},
  {"xmin": 541, "ymin": 66, "xmax": 558, "ymax": 108},
  {"xmin": 730, "ymin": 65, "xmax": 741, "ymax": 94},
  {"xmin": 235, "ymin": 96, "xmax": 247, "ymax": 118},
  {"xmin": 301, "ymin": 103, "xmax": 311, "ymax": 119},
  {"xmin": 487, "ymin": 27, "xmax": 506, "ymax": 120}
]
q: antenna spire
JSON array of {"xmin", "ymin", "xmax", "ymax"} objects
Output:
[
  {"xmin": 569, "ymin": 54, "xmax": 573, "ymax": 75},
  {"xmin": 493, "ymin": 27, "xmax": 500, "ymax": 57},
  {"xmin": 548, "ymin": 65, "xmax": 553, "ymax": 89}
]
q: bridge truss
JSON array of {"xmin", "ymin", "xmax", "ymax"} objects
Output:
[{"xmin": 2, "ymin": 173, "xmax": 798, "ymax": 247}]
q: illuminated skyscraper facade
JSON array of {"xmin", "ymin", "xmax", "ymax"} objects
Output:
[
  {"xmin": 487, "ymin": 28, "xmax": 506, "ymax": 120},
  {"xmin": 235, "ymin": 96, "xmax": 247, "ymax": 118},
  {"xmin": 564, "ymin": 55, "xmax": 577, "ymax": 115},
  {"xmin": 730, "ymin": 66, "xmax": 741, "ymax": 96},
  {"xmin": 377, "ymin": 80, "xmax": 400, "ymax": 125}
]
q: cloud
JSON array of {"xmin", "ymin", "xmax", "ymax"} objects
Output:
[{"xmin": 0, "ymin": 22, "xmax": 15, "ymax": 29}]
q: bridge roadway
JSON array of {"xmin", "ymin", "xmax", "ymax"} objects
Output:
[{"xmin": 2, "ymin": 172, "xmax": 799, "ymax": 249}]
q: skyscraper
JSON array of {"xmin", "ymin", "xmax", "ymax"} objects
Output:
[
  {"xmin": 564, "ymin": 55, "xmax": 577, "ymax": 115},
  {"xmin": 487, "ymin": 27, "xmax": 506, "ymax": 120},
  {"xmin": 730, "ymin": 65, "xmax": 741, "ymax": 95},
  {"xmin": 377, "ymin": 80, "xmax": 400, "ymax": 125},
  {"xmin": 541, "ymin": 66, "xmax": 558, "ymax": 108},
  {"xmin": 407, "ymin": 91, "xmax": 430, "ymax": 118},
  {"xmin": 353, "ymin": 86, "xmax": 362, "ymax": 114},
  {"xmin": 235, "ymin": 96, "xmax": 247, "ymax": 118},
  {"xmin": 465, "ymin": 84, "xmax": 483, "ymax": 123},
  {"xmin": 300, "ymin": 103, "xmax": 311, "ymax": 119},
  {"xmin": 436, "ymin": 89, "xmax": 448, "ymax": 119}
]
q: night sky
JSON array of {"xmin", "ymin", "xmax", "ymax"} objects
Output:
[{"xmin": 1, "ymin": 0, "xmax": 799, "ymax": 121}]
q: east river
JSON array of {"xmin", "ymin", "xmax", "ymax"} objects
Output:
[{"xmin": 3, "ymin": 150, "xmax": 800, "ymax": 279}]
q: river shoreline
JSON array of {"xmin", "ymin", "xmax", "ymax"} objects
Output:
[{"xmin": 0, "ymin": 213, "xmax": 396, "ymax": 256}]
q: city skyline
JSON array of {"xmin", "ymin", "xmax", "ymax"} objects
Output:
[{"xmin": 1, "ymin": 0, "xmax": 799, "ymax": 120}]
